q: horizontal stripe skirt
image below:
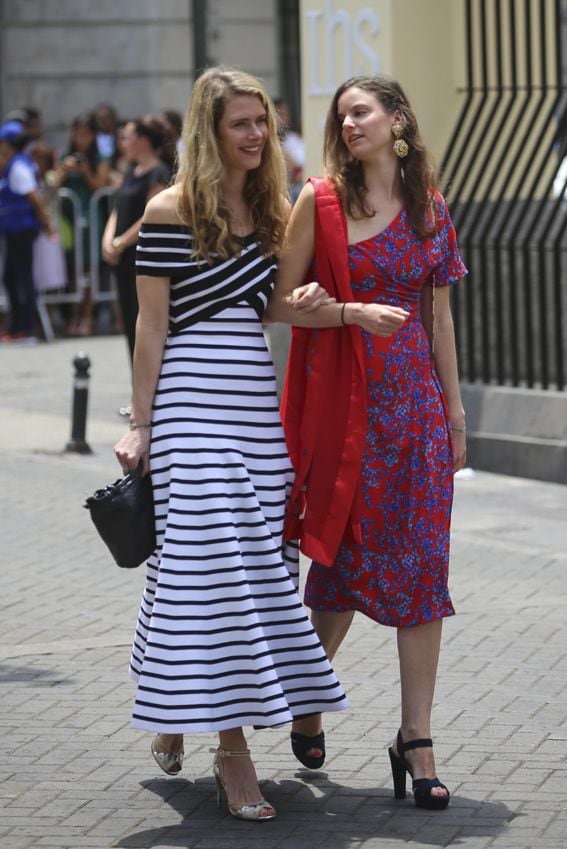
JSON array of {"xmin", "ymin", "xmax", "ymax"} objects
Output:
[{"xmin": 129, "ymin": 304, "xmax": 348, "ymax": 732}]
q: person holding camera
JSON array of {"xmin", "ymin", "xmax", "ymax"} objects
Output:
[{"xmin": 55, "ymin": 112, "xmax": 111, "ymax": 335}]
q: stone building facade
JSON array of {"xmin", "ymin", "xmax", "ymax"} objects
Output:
[{"xmin": 0, "ymin": 0, "xmax": 299, "ymax": 146}]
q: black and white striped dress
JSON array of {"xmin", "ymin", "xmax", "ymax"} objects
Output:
[{"xmin": 129, "ymin": 223, "xmax": 348, "ymax": 733}]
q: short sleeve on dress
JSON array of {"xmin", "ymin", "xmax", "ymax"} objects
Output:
[
  {"xmin": 430, "ymin": 193, "xmax": 467, "ymax": 287},
  {"xmin": 148, "ymin": 162, "xmax": 171, "ymax": 189},
  {"xmin": 136, "ymin": 223, "xmax": 193, "ymax": 278}
]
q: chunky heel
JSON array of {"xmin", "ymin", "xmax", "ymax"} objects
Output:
[
  {"xmin": 388, "ymin": 730, "xmax": 450, "ymax": 810},
  {"xmin": 388, "ymin": 746, "xmax": 407, "ymax": 799}
]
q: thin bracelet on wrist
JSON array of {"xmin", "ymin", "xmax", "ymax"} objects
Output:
[
  {"xmin": 450, "ymin": 424, "xmax": 467, "ymax": 432},
  {"xmin": 129, "ymin": 422, "xmax": 152, "ymax": 430},
  {"xmin": 340, "ymin": 303, "xmax": 347, "ymax": 325}
]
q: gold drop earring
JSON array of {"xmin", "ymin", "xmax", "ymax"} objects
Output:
[{"xmin": 391, "ymin": 122, "xmax": 409, "ymax": 158}]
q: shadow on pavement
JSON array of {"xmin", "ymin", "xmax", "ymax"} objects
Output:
[
  {"xmin": 115, "ymin": 770, "xmax": 515, "ymax": 848},
  {"xmin": 0, "ymin": 661, "xmax": 72, "ymax": 686}
]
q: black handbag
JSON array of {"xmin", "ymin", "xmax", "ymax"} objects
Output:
[{"xmin": 84, "ymin": 466, "xmax": 156, "ymax": 568}]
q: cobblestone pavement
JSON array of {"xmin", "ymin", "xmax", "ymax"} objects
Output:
[{"xmin": 1, "ymin": 336, "xmax": 566, "ymax": 849}]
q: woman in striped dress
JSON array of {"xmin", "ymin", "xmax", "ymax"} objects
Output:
[{"xmin": 114, "ymin": 67, "xmax": 348, "ymax": 822}]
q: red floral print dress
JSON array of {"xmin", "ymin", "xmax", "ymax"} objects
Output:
[{"xmin": 304, "ymin": 195, "xmax": 467, "ymax": 627}]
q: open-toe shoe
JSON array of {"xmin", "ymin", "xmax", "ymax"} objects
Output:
[{"xmin": 388, "ymin": 729, "xmax": 450, "ymax": 810}]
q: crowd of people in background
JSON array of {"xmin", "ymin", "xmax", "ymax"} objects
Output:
[
  {"xmin": 0, "ymin": 98, "xmax": 304, "ymax": 348},
  {"xmin": 0, "ymin": 103, "xmax": 180, "ymax": 345}
]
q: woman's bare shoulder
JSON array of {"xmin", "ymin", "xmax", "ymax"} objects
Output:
[
  {"xmin": 143, "ymin": 185, "xmax": 183, "ymax": 225},
  {"xmin": 287, "ymin": 181, "xmax": 316, "ymax": 226},
  {"xmin": 297, "ymin": 181, "xmax": 315, "ymax": 204}
]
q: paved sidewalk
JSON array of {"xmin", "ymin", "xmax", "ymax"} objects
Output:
[{"xmin": 1, "ymin": 336, "xmax": 566, "ymax": 849}]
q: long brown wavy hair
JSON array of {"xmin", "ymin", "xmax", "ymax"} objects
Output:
[
  {"xmin": 324, "ymin": 75, "xmax": 439, "ymax": 239},
  {"xmin": 176, "ymin": 66, "xmax": 288, "ymax": 262}
]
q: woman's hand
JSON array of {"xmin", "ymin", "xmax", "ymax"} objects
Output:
[
  {"xmin": 349, "ymin": 302, "xmax": 410, "ymax": 337},
  {"xmin": 114, "ymin": 429, "xmax": 151, "ymax": 476},
  {"xmin": 102, "ymin": 240, "xmax": 121, "ymax": 266},
  {"xmin": 62, "ymin": 155, "xmax": 83, "ymax": 173},
  {"xmin": 285, "ymin": 281, "xmax": 336, "ymax": 312},
  {"xmin": 450, "ymin": 429, "xmax": 466, "ymax": 473}
]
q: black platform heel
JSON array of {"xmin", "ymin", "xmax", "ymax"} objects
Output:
[
  {"xmin": 290, "ymin": 730, "xmax": 326, "ymax": 769},
  {"xmin": 388, "ymin": 730, "xmax": 450, "ymax": 810}
]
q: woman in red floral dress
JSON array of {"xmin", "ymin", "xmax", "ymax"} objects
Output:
[{"xmin": 267, "ymin": 75, "xmax": 467, "ymax": 809}]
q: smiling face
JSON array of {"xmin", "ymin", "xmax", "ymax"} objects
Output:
[
  {"xmin": 337, "ymin": 86, "xmax": 397, "ymax": 162},
  {"xmin": 216, "ymin": 94, "xmax": 269, "ymax": 174}
]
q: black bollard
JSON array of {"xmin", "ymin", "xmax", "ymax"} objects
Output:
[{"xmin": 65, "ymin": 352, "xmax": 93, "ymax": 454}]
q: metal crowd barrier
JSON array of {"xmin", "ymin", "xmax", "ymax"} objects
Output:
[
  {"xmin": 0, "ymin": 185, "xmax": 117, "ymax": 341},
  {"xmin": 41, "ymin": 185, "xmax": 116, "ymax": 307},
  {"xmin": 89, "ymin": 186, "xmax": 117, "ymax": 303},
  {"xmin": 54, "ymin": 186, "xmax": 87, "ymax": 305}
]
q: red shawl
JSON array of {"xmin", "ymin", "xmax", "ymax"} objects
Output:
[{"xmin": 281, "ymin": 177, "xmax": 369, "ymax": 566}]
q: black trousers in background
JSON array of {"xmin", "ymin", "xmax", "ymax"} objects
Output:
[
  {"xmin": 3, "ymin": 228, "xmax": 38, "ymax": 336},
  {"xmin": 115, "ymin": 249, "xmax": 138, "ymax": 363}
]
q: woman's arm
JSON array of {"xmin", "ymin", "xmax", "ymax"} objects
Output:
[
  {"xmin": 113, "ymin": 193, "xmax": 174, "ymax": 475},
  {"xmin": 422, "ymin": 285, "xmax": 466, "ymax": 471},
  {"xmin": 101, "ymin": 209, "xmax": 118, "ymax": 264},
  {"xmin": 266, "ymin": 183, "xmax": 409, "ymax": 335},
  {"xmin": 78, "ymin": 157, "xmax": 111, "ymax": 192},
  {"xmin": 264, "ymin": 187, "xmax": 334, "ymax": 320},
  {"xmin": 114, "ymin": 277, "xmax": 169, "ymax": 474},
  {"xmin": 26, "ymin": 190, "xmax": 56, "ymax": 237},
  {"xmin": 104, "ymin": 182, "xmax": 168, "ymax": 266},
  {"xmin": 264, "ymin": 183, "xmax": 317, "ymax": 323},
  {"xmin": 113, "ymin": 275, "xmax": 169, "ymax": 475}
]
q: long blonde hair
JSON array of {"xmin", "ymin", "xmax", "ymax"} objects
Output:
[
  {"xmin": 324, "ymin": 75, "xmax": 439, "ymax": 239},
  {"xmin": 176, "ymin": 66, "xmax": 288, "ymax": 262}
]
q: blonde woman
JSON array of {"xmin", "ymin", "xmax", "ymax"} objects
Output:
[{"xmin": 114, "ymin": 67, "xmax": 347, "ymax": 823}]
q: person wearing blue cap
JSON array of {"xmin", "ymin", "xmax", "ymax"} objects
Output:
[{"xmin": 0, "ymin": 120, "xmax": 54, "ymax": 343}]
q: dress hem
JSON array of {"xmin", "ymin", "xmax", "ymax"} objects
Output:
[
  {"xmin": 304, "ymin": 602, "xmax": 456, "ymax": 629},
  {"xmin": 129, "ymin": 698, "xmax": 349, "ymax": 734}
]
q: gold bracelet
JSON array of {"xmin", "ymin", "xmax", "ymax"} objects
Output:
[
  {"xmin": 450, "ymin": 424, "xmax": 467, "ymax": 432},
  {"xmin": 129, "ymin": 422, "xmax": 152, "ymax": 430}
]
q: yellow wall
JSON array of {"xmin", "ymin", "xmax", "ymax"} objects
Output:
[
  {"xmin": 300, "ymin": 0, "xmax": 562, "ymax": 200},
  {"xmin": 300, "ymin": 0, "xmax": 464, "ymax": 177}
]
